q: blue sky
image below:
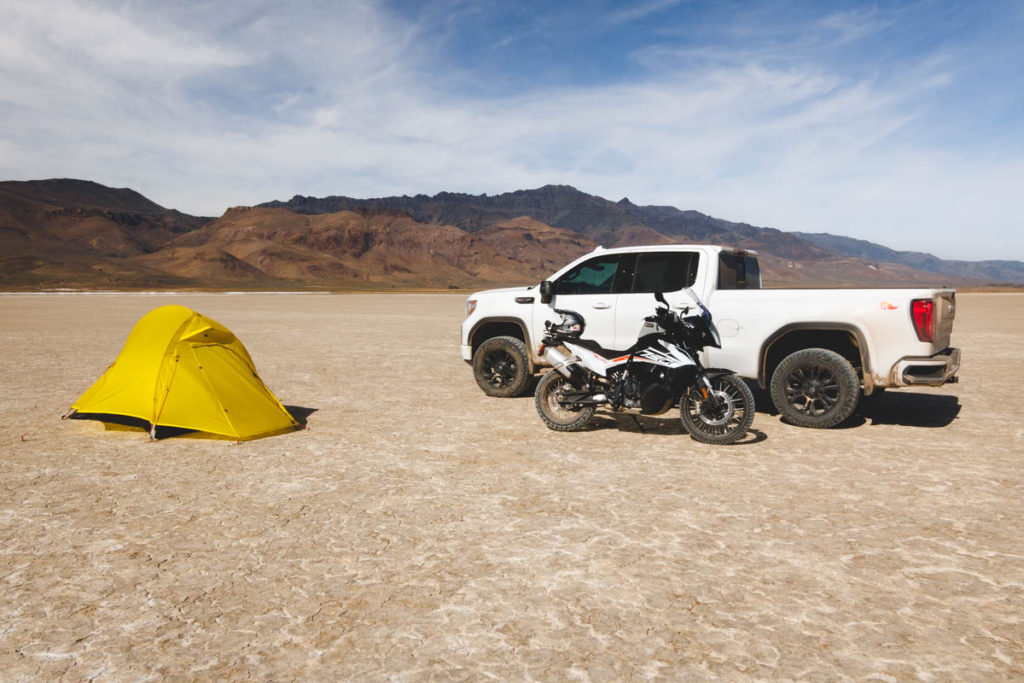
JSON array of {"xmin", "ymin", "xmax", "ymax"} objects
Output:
[{"xmin": 1, "ymin": 0, "xmax": 1022, "ymax": 260}]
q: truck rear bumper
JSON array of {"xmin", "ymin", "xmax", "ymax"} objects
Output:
[{"xmin": 892, "ymin": 347, "xmax": 961, "ymax": 386}]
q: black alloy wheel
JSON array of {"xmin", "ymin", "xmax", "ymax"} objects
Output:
[
  {"xmin": 770, "ymin": 348, "xmax": 860, "ymax": 428},
  {"xmin": 472, "ymin": 335, "xmax": 531, "ymax": 397}
]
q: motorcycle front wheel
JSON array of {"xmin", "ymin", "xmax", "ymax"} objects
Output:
[
  {"xmin": 680, "ymin": 373, "xmax": 755, "ymax": 444},
  {"xmin": 535, "ymin": 370, "xmax": 595, "ymax": 432}
]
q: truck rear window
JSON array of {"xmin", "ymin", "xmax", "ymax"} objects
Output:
[
  {"xmin": 631, "ymin": 252, "xmax": 699, "ymax": 292},
  {"xmin": 718, "ymin": 252, "xmax": 761, "ymax": 290}
]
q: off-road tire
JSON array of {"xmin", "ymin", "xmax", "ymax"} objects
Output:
[
  {"xmin": 770, "ymin": 348, "xmax": 860, "ymax": 428},
  {"xmin": 472, "ymin": 335, "xmax": 532, "ymax": 397},
  {"xmin": 680, "ymin": 373, "xmax": 755, "ymax": 444},
  {"xmin": 534, "ymin": 370, "xmax": 594, "ymax": 431}
]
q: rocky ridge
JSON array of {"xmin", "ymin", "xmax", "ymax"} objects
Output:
[{"xmin": 1, "ymin": 179, "xmax": 1019, "ymax": 290}]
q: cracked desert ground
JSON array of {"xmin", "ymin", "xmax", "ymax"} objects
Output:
[{"xmin": 1, "ymin": 292, "xmax": 1021, "ymax": 680}]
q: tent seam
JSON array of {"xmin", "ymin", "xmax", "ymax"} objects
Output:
[{"xmin": 152, "ymin": 313, "xmax": 199, "ymax": 427}]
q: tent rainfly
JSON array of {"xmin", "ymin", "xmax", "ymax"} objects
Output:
[{"xmin": 69, "ymin": 305, "xmax": 300, "ymax": 440}]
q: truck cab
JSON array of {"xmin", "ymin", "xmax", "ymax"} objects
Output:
[{"xmin": 462, "ymin": 245, "xmax": 757, "ymax": 391}]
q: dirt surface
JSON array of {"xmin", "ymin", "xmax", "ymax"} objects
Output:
[{"xmin": 1, "ymin": 292, "xmax": 1021, "ymax": 680}]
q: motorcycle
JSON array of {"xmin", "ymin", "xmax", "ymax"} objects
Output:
[{"xmin": 535, "ymin": 290, "xmax": 755, "ymax": 444}]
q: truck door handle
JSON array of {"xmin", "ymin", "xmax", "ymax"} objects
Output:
[{"xmin": 592, "ymin": 302, "xmax": 611, "ymax": 309}]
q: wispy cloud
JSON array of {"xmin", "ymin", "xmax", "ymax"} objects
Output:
[
  {"xmin": 607, "ymin": 0, "xmax": 685, "ymax": 26},
  {"xmin": 817, "ymin": 6, "xmax": 894, "ymax": 45}
]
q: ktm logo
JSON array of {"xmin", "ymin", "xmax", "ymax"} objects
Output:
[{"xmin": 880, "ymin": 302, "xmax": 899, "ymax": 311}]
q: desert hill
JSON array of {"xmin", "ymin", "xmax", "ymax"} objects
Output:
[
  {"xmin": 0, "ymin": 179, "xmax": 210, "ymax": 289},
  {"xmin": 793, "ymin": 231, "xmax": 1024, "ymax": 285},
  {"xmin": 1, "ymin": 179, "xmax": 1019, "ymax": 290},
  {"xmin": 0, "ymin": 180, "xmax": 600, "ymax": 289},
  {"xmin": 142, "ymin": 207, "xmax": 597, "ymax": 288},
  {"xmin": 266, "ymin": 185, "xmax": 763, "ymax": 243},
  {"xmin": 266, "ymin": 185, "xmax": 1022, "ymax": 285}
]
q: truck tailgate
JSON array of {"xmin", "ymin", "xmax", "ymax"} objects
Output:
[{"xmin": 933, "ymin": 289, "xmax": 956, "ymax": 349}]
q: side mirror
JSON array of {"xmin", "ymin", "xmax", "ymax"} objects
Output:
[
  {"xmin": 540, "ymin": 280, "xmax": 553, "ymax": 304},
  {"xmin": 654, "ymin": 291, "xmax": 667, "ymax": 305}
]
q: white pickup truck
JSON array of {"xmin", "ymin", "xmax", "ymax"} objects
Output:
[{"xmin": 460, "ymin": 244, "xmax": 960, "ymax": 428}]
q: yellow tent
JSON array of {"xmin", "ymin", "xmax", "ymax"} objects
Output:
[{"xmin": 70, "ymin": 305, "xmax": 300, "ymax": 440}]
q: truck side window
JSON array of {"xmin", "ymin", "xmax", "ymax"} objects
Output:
[
  {"xmin": 718, "ymin": 253, "xmax": 762, "ymax": 290},
  {"xmin": 632, "ymin": 252, "xmax": 699, "ymax": 292},
  {"xmin": 556, "ymin": 254, "xmax": 624, "ymax": 295},
  {"xmin": 744, "ymin": 256, "xmax": 761, "ymax": 288}
]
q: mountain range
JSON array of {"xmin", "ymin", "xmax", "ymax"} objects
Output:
[{"xmin": 2, "ymin": 178, "xmax": 1021, "ymax": 290}]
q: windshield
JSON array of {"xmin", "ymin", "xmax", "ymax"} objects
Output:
[{"xmin": 682, "ymin": 287, "xmax": 709, "ymax": 314}]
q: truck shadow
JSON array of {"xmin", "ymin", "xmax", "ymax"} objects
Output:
[
  {"xmin": 851, "ymin": 392, "xmax": 961, "ymax": 428},
  {"xmin": 748, "ymin": 383, "xmax": 961, "ymax": 429}
]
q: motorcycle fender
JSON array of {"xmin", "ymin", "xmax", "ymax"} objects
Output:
[{"xmin": 702, "ymin": 367, "xmax": 740, "ymax": 380}]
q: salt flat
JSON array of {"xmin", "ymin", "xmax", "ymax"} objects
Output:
[{"xmin": 1, "ymin": 292, "xmax": 1021, "ymax": 680}]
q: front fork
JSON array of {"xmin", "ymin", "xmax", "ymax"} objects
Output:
[{"xmin": 695, "ymin": 372, "xmax": 725, "ymax": 414}]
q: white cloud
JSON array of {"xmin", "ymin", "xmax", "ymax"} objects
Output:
[{"xmin": 0, "ymin": 1, "xmax": 246, "ymax": 77}]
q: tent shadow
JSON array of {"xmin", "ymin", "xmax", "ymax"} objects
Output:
[
  {"xmin": 70, "ymin": 406, "xmax": 318, "ymax": 440},
  {"xmin": 284, "ymin": 405, "xmax": 317, "ymax": 427},
  {"xmin": 70, "ymin": 412, "xmax": 202, "ymax": 440}
]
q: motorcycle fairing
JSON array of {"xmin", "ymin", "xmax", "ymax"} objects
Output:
[{"xmin": 563, "ymin": 336, "xmax": 695, "ymax": 378}]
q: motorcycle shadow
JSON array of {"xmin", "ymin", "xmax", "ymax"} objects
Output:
[{"xmin": 586, "ymin": 411, "xmax": 768, "ymax": 445}]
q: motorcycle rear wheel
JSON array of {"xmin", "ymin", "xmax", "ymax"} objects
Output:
[
  {"xmin": 680, "ymin": 373, "xmax": 755, "ymax": 444},
  {"xmin": 535, "ymin": 370, "xmax": 595, "ymax": 432}
]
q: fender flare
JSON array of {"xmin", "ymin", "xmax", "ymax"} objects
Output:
[
  {"xmin": 757, "ymin": 322, "xmax": 873, "ymax": 389},
  {"xmin": 467, "ymin": 317, "xmax": 536, "ymax": 370}
]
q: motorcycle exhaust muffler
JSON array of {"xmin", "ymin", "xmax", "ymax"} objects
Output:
[{"xmin": 542, "ymin": 345, "xmax": 576, "ymax": 378}]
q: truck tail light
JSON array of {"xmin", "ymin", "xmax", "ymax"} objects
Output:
[{"xmin": 911, "ymin": 299, "xmax": 934, "ymax": 342}]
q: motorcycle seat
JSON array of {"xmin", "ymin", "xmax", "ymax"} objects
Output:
[{"xmin": 569, "ymin": 338, "xmax": 635, "ymax": 359}]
